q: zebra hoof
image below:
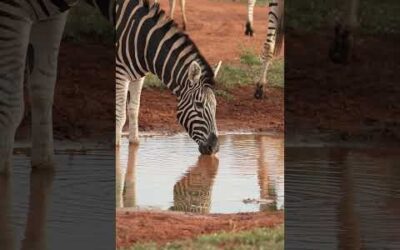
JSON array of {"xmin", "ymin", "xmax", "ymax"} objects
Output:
[
  {"xmin": 254, "ymin": 84, "xmax": 264, "ymax": 99},
  {"xmin": 245, "ymin": 22, "xmax": 254, "ymax": 37}
]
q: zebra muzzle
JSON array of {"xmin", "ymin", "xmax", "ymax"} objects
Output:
[{"xmin": 199, "ymin": 132, "xmax": 219, "ymax": 155}]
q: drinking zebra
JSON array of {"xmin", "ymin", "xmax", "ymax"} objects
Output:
[{"xmin": 116, "ymin": 0, "xmax": 221, "ymax": 155}]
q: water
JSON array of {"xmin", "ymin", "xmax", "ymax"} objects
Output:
[
  {"xmin": 116, "ymin": 133, "xmax": 284, "ymax": 213},
  {"xmin": 286, "ymin": 147, "xmax": 400, "ymax": 249},
  {"xmin": 1, "ymin": 144, "xmax": 115, "ymax": 250}
]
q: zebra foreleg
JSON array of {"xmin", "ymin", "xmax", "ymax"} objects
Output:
[
  {"xmin": 179, "ymin": 0, "xmax": 187, "ymax": 30},
  {"xmin": 245, "ymin": 0, "xmax": 256, "ymax": 36},
  {"xmin": 169, "ymin": 0, "xmax": 176, "ymax": 19},
  {"xmin": 115, "ymin": 79, "xmax": 129, "ymax": 146},
  {"xmin": 0, "ymin": 17, "xmax": 31, "ymax": 174},
  {"xmin": 254, "ymin": 59, "xmax": 271, "ymax": 99},
  {"xmin": 127, "ymin": 77, "xmax": 145, "ymax": 145},
  {"xmin": 28, "ymin": 13, "xmax": 68, "ymax": 169}
]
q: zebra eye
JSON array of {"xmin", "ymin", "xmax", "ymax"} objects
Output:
[{"xmin": 195, "ymin": 101, "xmax": 203, "ymax": 110}]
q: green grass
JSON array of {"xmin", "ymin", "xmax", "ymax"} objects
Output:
[
  {"xmin": 63, "ymin": 2, "xmax": 113, "ymax": 43},
  {"xmin": 121, "ymin": 226, "xmax": 284, "ymax": 250},
  {"xmin": 286, "ymin": 0, "xmax": 400, "ymax": 35}
]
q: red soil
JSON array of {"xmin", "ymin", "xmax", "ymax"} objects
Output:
[{"xmin": 116, "ymin": 210, "xmax": 283, "ymax": 248}]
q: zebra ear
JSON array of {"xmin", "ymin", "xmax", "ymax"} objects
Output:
[
  {"xmin": 188, "ymin": 61, "xmax": 201, "ymax": 82},
  {"xmin": 213, "ymin": 61, "xmax": 222, "ymax": 79}
]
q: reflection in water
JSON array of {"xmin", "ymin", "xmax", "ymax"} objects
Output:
[
  {"xmin": 117, "ymin": 134, "xmax": 284, "ymax": 213},
  {"xmin": 171, "ymin": 156, "xmax": 219, "ymax": 213},
  {"xmin": 257, "ymin": 136, "xmax": 284, "ymax": 211},
  {"xmin": 5, "ymin": 148, "xmax": 114, "ymax": 250},
  {"xmin": 116, "ymin": 144, "xmax": 139, "ymax": 208},
  {"xmin": 286, "ymin": 147, "xmax": 400, "ymax": 249},
  {"xmin": 0, "ymin": 170, "xmax": 54, "ymax": 250}
]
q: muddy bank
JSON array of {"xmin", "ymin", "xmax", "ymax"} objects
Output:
[
  {"xmin": 116, "ymin": 210, "xmax": 283, "ymax": 248},
  {"xmin": 138, "ymin": 85, "xmax": 283, "ymax": 134}
]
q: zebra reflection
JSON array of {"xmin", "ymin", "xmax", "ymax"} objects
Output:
[
  {"xmin": 0, "ymin": 171, "xmax": 54, "ymax": 250},
  {"xmin": 116, "ymin": 144, "xmax": 139, "ymax": 208},
  {"xmin": 170, "ymin": 155, "xmax": 219, "ymax": 213}
]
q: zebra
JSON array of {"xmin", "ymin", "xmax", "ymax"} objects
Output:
[
  {"xmin": 116, "ymin": 0, "xmax": 221, "ymax": 155},
  {"xmin": 0, "ymin": 0, "xmax": 114, "ymax": 174},
  {"xmin": 170, "ymin": 155, "xmax": 219, "ymax": 213},
  {"xmin": 329, "ymin": 0, "xmax": 359, "ymax": 64},
  {"xmin": 253, "ymin": 0, "xmax": 284, "ymax": 99}
]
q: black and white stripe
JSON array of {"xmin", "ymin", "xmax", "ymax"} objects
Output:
[
  {"xmin": 0, "ymin": 0, "xmax": 113, "ymax": 173},
  {"xmin": 116, "ymin": 0, "xmax": 219, "ymax": 155},
  {"xmin": 171, "ymin": 155, "xmax": 219, "ymax": 213},
  {"xmin": 254, "ymin": 0, "xmax": 284, "ymax": 99}
]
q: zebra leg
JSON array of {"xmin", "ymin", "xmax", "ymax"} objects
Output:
[
  {"xmin": 329, "ymin": 0, "xmax": 358, "ymax": 64},
  {"xmin": 127, "ymin": 77, "xmax": 145, "ymax": 144},
  {"xmin": 169, "ymin": 0, "xmax": 176, "ymax": 19},
  {"xmin": 179, "ymin": 0, "xmax": 187, "ymax": 30},
  {"xmin": 28, "ymin": 12, "xmax": 68, "ymax": 169},
  {"xmin": 115, "ymin": 79, "xmax": 129, "ymax": 146},
  {"xmin": 255, "ymin": 0, "xmax": 282, "ymax": 99},
  {"xmin": 255, "ymin": 59, "xmax": 271, "ymax": 99},
  {"xmin": 245, "ymin": 0, "xmax": 256, "ymax": 36},
  {"xmin": 0, "ymin": 15, "xmax": 32, "ymax": 174}
]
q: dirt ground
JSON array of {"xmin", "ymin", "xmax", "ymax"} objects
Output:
[{"xmin": 116, "ymin": 210, "xmax": 283, "ymax": 248}]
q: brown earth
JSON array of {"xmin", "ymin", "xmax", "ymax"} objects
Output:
[{"xmin": 116, "ymin": 210, "xmax": 283, "ymax": 248}]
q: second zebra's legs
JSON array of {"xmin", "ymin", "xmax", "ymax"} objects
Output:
[
  {"xmin": 254, "ymin": 57, "xmax": 272, "ymax": 99},
  {"xmin": 127, "ymin": 77, "xmax": 145, "ymax": 144},
  {"xmin": 179, "ymin": 0, "xmax": 187, "ymax": 30},
  {"xmin": 169, "ymin": 0, "xmax": 176, "ymax": 19},
  {"xmin": 245, "ymin": 0, "xmax": 256, "ymax": 36},
  {"xmin": 329, "ymin": 0, "xmax": 359, "ymax": 64},
  {"xmin": 28, "ymin": 12, "xmax": 68, "ymax": 169},
  {"xmin": 254, "ymin": 0, "xmax": 283, "ymax": 99}
]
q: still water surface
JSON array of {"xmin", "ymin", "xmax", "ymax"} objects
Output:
[
  {"xmin": 116, "ymin": 133, "xmax": 284, "ymax": 213},
  {"xmin": 1, "ymin": 145, "xmax": 114, "ymax": 250},
  {"xmin": 286, "ymin": 147, "xmax": 400, "ymax": 249}
]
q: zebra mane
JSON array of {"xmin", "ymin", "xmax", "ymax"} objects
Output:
[{"xmin": 142, "ymin": 0, "xmax": 216, "ymax": 87}]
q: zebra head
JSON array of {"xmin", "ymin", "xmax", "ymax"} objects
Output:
[{"xmin": 177, "ymin": 61, "xmax": 219, "ymax": 155}]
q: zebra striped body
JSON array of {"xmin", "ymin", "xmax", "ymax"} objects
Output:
[
  {"xmin": 116, "ymin": 0, "xmax": 219, "ymax": 155},
  {"xmin": 0, "ymin": 0, "xmax": 112, "ymax": 173}
]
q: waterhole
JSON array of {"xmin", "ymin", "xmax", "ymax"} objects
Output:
[
  {"xmin": 1, "ymin": 144, "xmax": 114, "ymax": 250},
  {"xmin": 286, "ymin": 147, "xmax": 400, "ymax": 249},
  {"xmin": 116, "ymin": 133, "xmax": 284, "ymax": 213}
]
